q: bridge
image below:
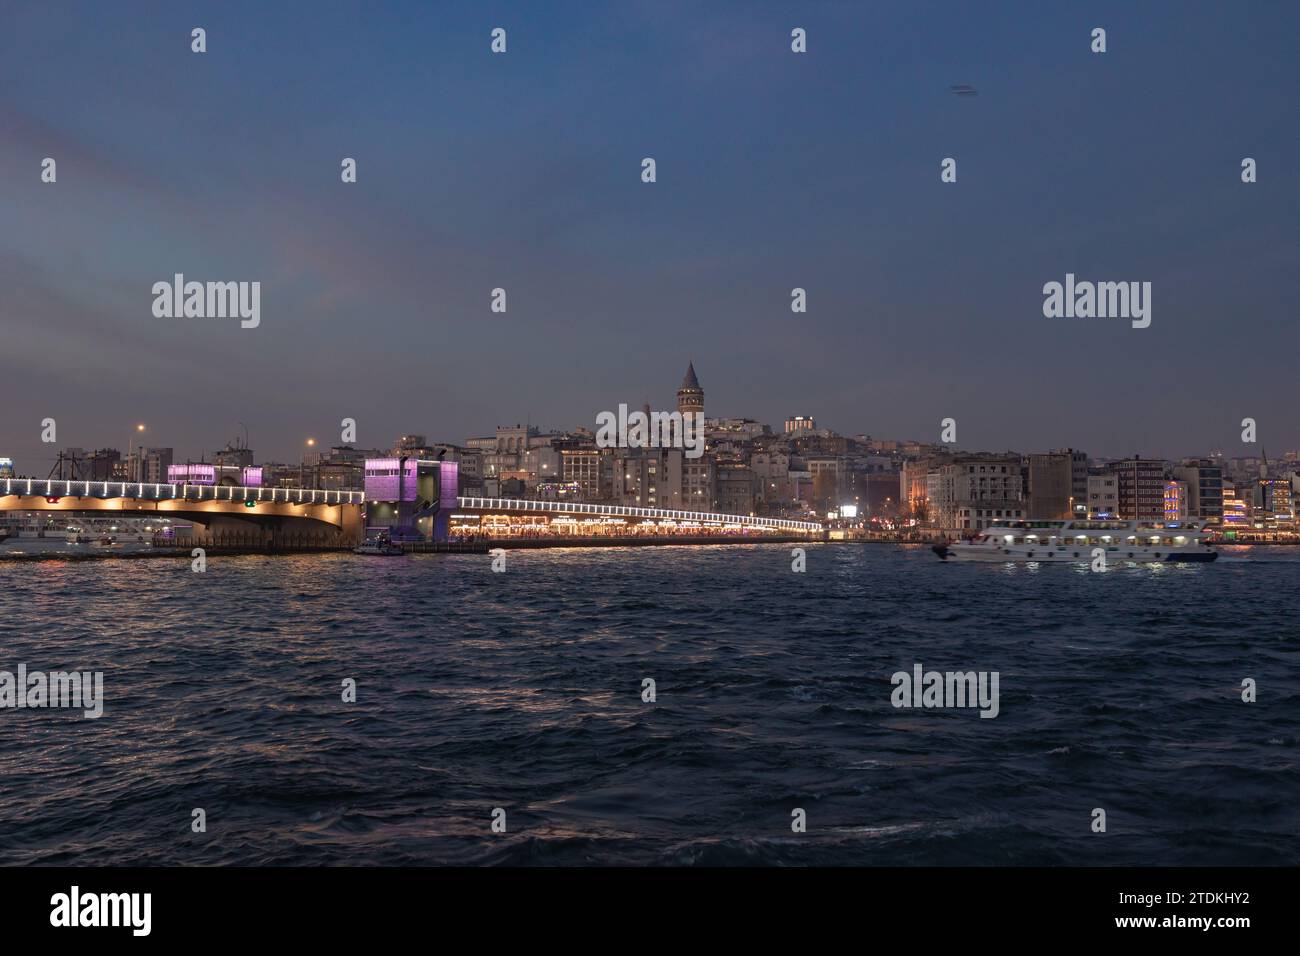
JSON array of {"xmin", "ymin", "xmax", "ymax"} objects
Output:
[
  {"xmin": 2, "ymin": 478, "xmax": 823, "ymax": 549},
  {"xmin": 0, "ymin": 478, "xmax": 366, "ymax": 548},
  {"xmin": 452, "ymin": 496, "xmax": 822, "ymax": 535}
]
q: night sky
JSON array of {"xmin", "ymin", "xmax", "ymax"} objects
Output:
[{"xmin": 2, "ymin": 0, "xmax": 1297, "ymax": 471}]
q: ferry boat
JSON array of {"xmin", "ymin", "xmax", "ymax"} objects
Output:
[{"xmin": 932, "ymin": 519, "xmax": 1218, "ymax": 563}]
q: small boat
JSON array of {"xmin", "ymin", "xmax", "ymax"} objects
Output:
[
  {"xmin": 66, "ymin": 529, "xmax": 91, "ymax": 544},
  {"xmin": 354, "ymin": 536, "xmax": 404, "ymax": 556},
  {"xmin": 934, "ymin": 519, "xmax": 1218, "ymax": 563},
  {"xmin": 93, "ymin": 535, "xmax": 123, "ymax": 549}
]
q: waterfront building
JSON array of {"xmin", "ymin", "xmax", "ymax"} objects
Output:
[
  {"xmin": 139, "ymin": 447, "xmax": 173, "ymax": 485},
  {"xmin": 900, "ymin": 455, "xmax": 951, "ymax": 522},
  {"xmin": 1024, "ymin": 452, "xmax": 1074, "ymax": 519},
  {"xmin": 0, "ymin": 457, "xmax": 12, "ymax": 479},
  {"xmin": 84, "ymin": 448, "xmax": 121, "ymax": 481},
  {"xmin": 302, "ymin": 445, "xmax": 376, "ymax": 490},
  {"xmin": 706, "ymin": 418, "xmax": 769, "ymax": 441},
  {"xmin": 714, "ymin": 461, "xmax": 756, "ymax": 515},
  {"xmin": 1221, "ymin": 481, "xmax": 1250, "ymax": 528},
  {"xmin": 927, "ymin": 454, "xmax": 1024, "ymax": 532},
  {"xmin": 522, "ymin": 446, "xmax": 563, "ymax": 486},
  {"xmin": 213, "ymin": 442, "xmax": 253, "ymax": 470},
  {"xmin": 496, "ymin": 425, "xmax": 534, "ymax": 454},
  {"xmin": 481, "ymin": 451, "xmax": 517, "ymax": 479},
  {"xmin": 1055, "ymin": 448, "xmax": 1091, "ymax": 515},
  {"xmin": 391, "ymin": 434, "xmax": 428, "ymax": 455},
  {"xmin": 1164, "ymin": 480, "xmax": 1189, "ymax": 522},
  {"xmin": 454, "ymin": 448, "xmax": 483, "ymax": 493},
  {"xmin": 615, "ymin": 447, "xmax": 680, "ymax": 509},
  {"xmin": 789, "ymin": 469, "xmax": 814, "ymax": 513},
  {"xmin": 1255, "ymin": 478, "xmax": 1295, "ymax": 527},
  {"xmin": 561, "ymin": 448, "xmax": 612, "ymax": 502},
  {"xmin": 682, "ymin": 453, "xmax": 715, "ymax": 509},
  {"xmin": 751, "ymin": 451, "xmax": 794, "ymax": 512},
  {"xmin": 861, "ymin": 472, "xmax": 902, "ymax": 519},
  {"xmin": 1106, "ymin": 456, "xmax": 1166, "ymax": 520},
  {"xmin": 1174, "ymin": 458, "xmax": 1224, "ymax": 521},
  {"xmin": 807, "ymin": 455, "xmax": 847, "ymax": 513},
  {"xmin": 259, "ymin": 462, "xmax": 303, "ymax": 489},
  {"xmin": 1086, "ymin": 473, "xmax": 1119, "ymax": 518}
]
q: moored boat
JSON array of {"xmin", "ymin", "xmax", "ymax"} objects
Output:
[{"xmin": 354, "ymin": 534, "xmax": 404, "ymax": 556}]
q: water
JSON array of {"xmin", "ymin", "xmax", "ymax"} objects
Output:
[
  {"xmin": 1, "ymin": 543, "xmax": 1297, "ymax": 866},
  {"xmin": 3, "ymin": 537, "xmax": 160, "ymax": 557}
]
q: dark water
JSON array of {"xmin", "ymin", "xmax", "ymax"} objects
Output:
[{"xmin": 1, "ymin": 544, "xmax": 1297, "ymax": 866}]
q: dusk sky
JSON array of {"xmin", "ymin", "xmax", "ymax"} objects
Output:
[{"xmin": 2, "ymin": 0, "xmax": 1297, "ymax": 472}]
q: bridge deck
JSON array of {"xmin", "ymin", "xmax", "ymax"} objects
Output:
[
  {"xmin": 1, "ymin": 479, "xmax": 363, "ymax": 506},
  {"xmin": 455, "ymin": 495, "xmax": 821, "ymax": 532}
]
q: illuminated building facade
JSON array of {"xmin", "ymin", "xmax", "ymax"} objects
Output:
[
  {"xmin": 364, "ymin": 458, "xmax": 459, "ymax": 540},
  {"xmin": 167, "ymin": 463, "xmax": 263, "ymax": 487},
  {"xmin": 1163, "ymin": 480, "xmax": 1188, "ymax": 522},
  {"xmin": 1256, "ymin": 478, "xmax": 1294, "ymax": 527},
  {"xmin": 1221, "ymin": 482, "xmax": 1249, "ymax": 527}
]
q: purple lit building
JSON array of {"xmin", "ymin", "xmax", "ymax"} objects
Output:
[
  {"xmin": 364, "ymin": 458, "xmax": 422, "ymax": 502},
  {"xmin": 166, "ymin": 463, "xmax": 262, "ymax": 486},
  {"xmin": 365, "ymin": 458, "xmax": 459, "ymax": 541},
  {"xmin": 168, "ymin": 463, "xmax": 216, "ymax": 485}
]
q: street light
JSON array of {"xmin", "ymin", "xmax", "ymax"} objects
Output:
[
  {"xmin": 128, "ymin": 424, "xmax": 147, "ymax": 482},
  {"xmin": 301, "ymin": 439, "xmax": 317, "ymax": 489}
]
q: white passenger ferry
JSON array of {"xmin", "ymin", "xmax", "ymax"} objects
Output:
[{"xmin": 932, "ymin": 519, "xmax": 1218, "ymax": 563}]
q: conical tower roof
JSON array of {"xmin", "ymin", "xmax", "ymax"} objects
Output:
[{"xmin": 681, "ymin": 361, "xmax": 701, "ymax": 390}]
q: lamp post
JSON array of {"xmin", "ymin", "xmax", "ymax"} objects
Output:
[
  {"xmin": 301, "ymin": 438, "xmax": 316, "ymax": 489},
  {"xmin": 127, "ymin": 423, "xmax": 146, "ymax": 483}
]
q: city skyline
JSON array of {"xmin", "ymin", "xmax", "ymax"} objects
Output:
[
  {"xmin": 2, "ymin": 1, "xmax": 1298, "ymax": 468},
  {"xmin": 4, "ymin": 356, "xmax": 1298, "ymax": 475}
]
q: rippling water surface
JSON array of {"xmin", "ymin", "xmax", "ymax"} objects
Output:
[{"xmin": 1, "ymin": 543, "xmax": 1297, "ymax": 866}]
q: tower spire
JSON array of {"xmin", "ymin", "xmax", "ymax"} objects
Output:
[{"xmin": 677, "ymin": 361, "xmax": 704, "ymax": 417}]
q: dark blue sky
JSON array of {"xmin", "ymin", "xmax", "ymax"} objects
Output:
[{"xmin": 2, "ymin": 0, "xmax": 1297, "ymax": 470}]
